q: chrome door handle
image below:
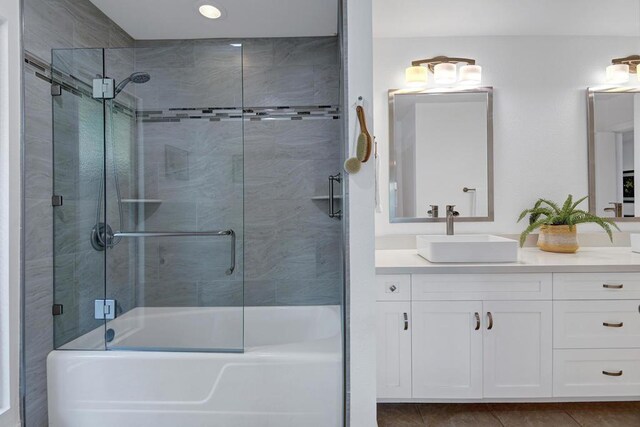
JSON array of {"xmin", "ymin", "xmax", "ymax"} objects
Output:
[
  {"xmin": 487, "ymin": 312, "xmax": 493, "ymax": 330},
  {"xmin": 328, "ymin": 173, "xmax": 342, "ymax": 219},
  {"xmin": 603, "ymin": 322, "xmax": 624, "ymax": 328},
  {"xmin": 603, "ymin": 283, "xmax": 624, "ymax": 289},
  {"xmin": 602, "ymin": 370, "xmax": 623, "ymax": 377},
  {"xmin": 114, "ymin": 229, "xmax": 236, "ymax": 275},
  {"xmin": 474, "ymin": 312, "xmax": 480, "ymax": 330},
  {"xmin": 403, "ymin": 312, "xmax": 409, "ymax": 331}
]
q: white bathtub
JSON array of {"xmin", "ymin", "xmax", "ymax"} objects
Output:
[{"xmin": 47, "ymin": 305, "xmax": 343, "ymax": 427}]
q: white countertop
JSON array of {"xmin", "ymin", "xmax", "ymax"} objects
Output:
[{"xmin": 376, "ymin": 247, "xmax": 640, "ymax": 274}]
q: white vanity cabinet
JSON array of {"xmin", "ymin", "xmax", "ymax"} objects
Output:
[
  {"xmin": 375, "ymin": 263, "xmax": 640, "ymax": 402},
  {"xmin": 411, "ymin": 301, "xmax": 483, "ymax": 398},
  {"xmin": 377, "ymin": 273, "xmax": 553, "ymax": 400},
  {"xmin": 482, "ymin": 300, "xmax": 552, "ymax": 398},
  {"xmin": 376, "ymin": 275, "xmax": 412, "ymax": 398}
]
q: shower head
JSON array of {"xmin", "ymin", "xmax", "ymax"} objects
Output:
[{"xmin": 114, "ymin": 72, "xmax": 151, "ymax": 96}]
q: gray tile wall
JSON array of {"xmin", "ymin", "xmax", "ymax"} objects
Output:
[
  {"xmin": 133, "ymin": 37, "xmax": 342, "ymax": 308},
  {"xmin": 23, "ymin": 0, "xmax": 134, "ymax": 425}
]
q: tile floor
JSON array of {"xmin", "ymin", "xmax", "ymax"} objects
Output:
[{"xmin": 377, "ymin": 402, "xmax": 640, "ymax": 427}]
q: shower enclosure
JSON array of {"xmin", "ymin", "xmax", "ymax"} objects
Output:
[{"xmin": 47, "ymin": 40, "xmax": 343, "ymax": 426}]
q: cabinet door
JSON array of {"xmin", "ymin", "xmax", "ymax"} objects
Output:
[
  {"xmin": 483, "ymin": 300, "xmax": 552, "ymax": 398},
  {"xmin": 377, "ymin": 302, "xmax": 412, "ymax": 398},
  {"xmin": 412, "ymin": 301, "xmax": 483, "ymax": 398}
]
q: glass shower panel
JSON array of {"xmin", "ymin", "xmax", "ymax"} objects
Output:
[
  {"xmin": 52, "ymin": 48, "xmax": 107, "ymax": 349},
  {"xmin": 102, "ymin": 43, "xmax": 245, "ymax": 352}
]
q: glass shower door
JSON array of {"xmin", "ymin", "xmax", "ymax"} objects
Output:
[
  {"xmin": 52, "ymin": 48, "xmax": 107, "ymax": 349},
  {"xmin": 102, "ymin": 44, "xmax": 245, "ymax": 352},
  {"xmin": 52, "ymin": 44, "xmax": 245, "ymax": 352}
]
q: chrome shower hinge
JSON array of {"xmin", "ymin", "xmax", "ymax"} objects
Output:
[
  {"xmin": 92, "ymin": 78, "xmax": 115, "ymax": 99},
  {"xmin": 94, "ymin": 299, "xmax": 116, "ymax": 320},
  {"xmin": 50, "ymin": 84, "xmax": 62, "ymax": 97}
]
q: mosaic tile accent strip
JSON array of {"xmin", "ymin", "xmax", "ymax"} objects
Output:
[{"xmin": 138, "ymin": 106, "xmax": 341, "ymax": 122}]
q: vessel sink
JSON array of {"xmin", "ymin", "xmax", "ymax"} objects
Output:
[{"xmin": 416, "ymin": 234, "xmax": 518, "ymax": 263}]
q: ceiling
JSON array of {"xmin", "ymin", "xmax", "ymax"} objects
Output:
[
  {"xmin": 373, "ymin": 0, "xmax": 640, "ymax": 38},
  {"xmin": 90, "ymin": 0, "xmax": 339, "ymax": 40}
]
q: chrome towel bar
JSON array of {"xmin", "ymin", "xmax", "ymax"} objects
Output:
[{"xmin": 113, "ymin": 230, "xmax": 236, "ymax": 275}]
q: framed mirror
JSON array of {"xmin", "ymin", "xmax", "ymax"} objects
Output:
[
  {"xmin": 388, "ymin": 87, "xmax": 494, "ymax": 223},
  {"xmin": 588, "ymin": 87, "xmax": 640, "ymax": 221}
]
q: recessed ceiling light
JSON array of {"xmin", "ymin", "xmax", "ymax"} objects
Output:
[{"xmin": 199, "ymin": 4, "xmax": 222, "ymax": 19}]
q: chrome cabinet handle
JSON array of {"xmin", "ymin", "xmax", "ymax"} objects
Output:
[
  {"xmin": 474, "ymin": 312, "xmax": 480, "ymax": 330},
  {"xmin": 603, "ymin": 322, "xmax": 624, "ymax": 328},
  {"xmin": 602, "ymin": 370, "xmax": 623, "ymax": 377},
  {"xmin": 487, "ymin": 312, "xmax": 493, "ymax": 330},
  {"xmin": 603, "ymin": 283, "xmax": 624, "ymax": 289},
  {"xmin": 328, "ymin": 173, "xmax": 342, "ymax": 219},
  {"xmin": 403, "ymin": 312, "xmax": 409, "ymax": 331}
]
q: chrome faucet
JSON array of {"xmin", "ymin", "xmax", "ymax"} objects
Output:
[
  {"xmin": 446, "ymin": 205, "xmax": 459, "ymax": 235},
  {"xmin": 604, "ymin": 202, "xmax": 623, "ymax": 218}
]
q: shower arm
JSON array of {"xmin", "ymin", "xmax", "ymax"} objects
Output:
[{"xmin": 113, "ymin": 229, "xmax": 236, "ymax": 275}]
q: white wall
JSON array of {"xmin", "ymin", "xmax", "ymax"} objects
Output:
[
  {"xmin": 0, "ymin": 0, "xmax": 22, "ymax": 425},
  {"xmin": 343, "ymin": 0, "xmax": 377, "ymax": 425},
  {"xmin": 374, "ymin": 35, "xmax": 640, "ymax": 236}
]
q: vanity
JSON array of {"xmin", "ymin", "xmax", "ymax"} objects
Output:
[{"xmin": 375, "ymin": 247, "xmax": 640, "ymax": 402}]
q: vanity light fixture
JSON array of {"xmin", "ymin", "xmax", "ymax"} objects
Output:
[
  {"xmin": 405, "ymin": 65, "xmax": 428, "ymax": 86},
  {"xmin": 604, "ymin": 55, "xmax": 640, "ymax": 84},
  {"xmin": 459, "ymin": 64, "xmax": 482, "ymax": 85},
  {"xmin": 434, "ymin": 63, "xmax": 457, "ymax": 84},
  {"xmin": 405, "ymin": 56, "xmax": 481, "ymax": 86},
  {"xmin": 606, "ymin": 64, "xmax": 630, "ymax": 84}
]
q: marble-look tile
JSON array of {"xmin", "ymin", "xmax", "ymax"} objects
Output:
[
  {"xmin": 565, "ymin": 402, "xmax": 640, "ymax": 427},
  {"xmin": 271, "ymin": 119, "xmax": 341, "ymax": 161},
  {"xmin": 243, "ymin": 65, "xmax": 315, "ymax": 107},
  {"xmin": 242, "ymin": 39, "xmax": 275, "ymax": 67},
  {"xmin": 491, "ymin": 408, "xmax": 579, "ymax": 427},
  {"xmin": 198, "ymin": 280, "xmax": 244, "ymax": 307},
  {"xmin": 417, "ymin": 403, "xmax": 502, "ymax": 427},
  {"xmin": 137, "ymin": 279, "xmax": 198, "ymax": 307},
  {"xmin": 24, "ymin": 135, "xmax": 53, "ymax": 200},
  {"xmin": 24, "ymin": 71, "xmax": 53, "ymax": 143},
  {"xmin": 158, "ymin": 239, "xmax": 233, "ymax": 282},
  {"xmin": 276, "ymin": 279, "xmax": 341, "ymax": 306},
  {"xmin": 141, "ymin": 201, "xmax": 198, "ymax": 232},
  {"xmin": 135, "ymin": 42, "xmax": 196, "ymax": 69},
  {"xmin": 273, "ymin": 37, "xmax": 339, "ymax": 66},
  {"xmin": 25, "ymin": 198, "xmax": 53, "ymax": 262},
  {"xmin": 377, "ymin": 403, "xmax": 424, "ymax": 427},
  {"xmin": 109, "ymin": 21, "xmax": 134, "ymax": 48},
  {"xmin": 24, "ymin": 257, "xmax": 54, "ymax": 427},
  {"xmin": 244, "ymin": 280, "xmax": 277, "ymax": 306},
  {"xmin": 23, "ymin": 0, "xmax": 74, "ymax": 60},
  {"xmin": 314, "ymin": 65, "xmax": 341, "ymax": 105}
]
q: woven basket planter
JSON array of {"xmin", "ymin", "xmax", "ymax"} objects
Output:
[{"xmin": 537, "ymin": 225, "xmax": 578, "ymax": 253}]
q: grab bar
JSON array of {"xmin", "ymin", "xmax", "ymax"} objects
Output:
[{"xmin": 113, "ymin": 230, "xmax": 236, "ymax": 275}]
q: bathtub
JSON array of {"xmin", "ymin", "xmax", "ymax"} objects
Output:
[{"xmin": 47, "ymin": 305, "xmax": 343, "ymax": 427}]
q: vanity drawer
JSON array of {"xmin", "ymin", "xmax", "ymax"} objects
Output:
[
  {"xmin": 411, "ymin": 273, "xmax": 552, "ymax": 301},
  {"xmin": 376, "ymin": 275, "xmax": 411, "ymax": 301},
  {"xmin": 554, "ymin": 301, "xmax": 640, "ymax": 349},
  {"xmin": 554, "ymin": 273, "xmax": 640, "ymax": 300},
  {"xmin": 553, "ymin": 349, "xmax": 640, "ymax": 397}
]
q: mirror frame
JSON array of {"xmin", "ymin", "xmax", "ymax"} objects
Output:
[
  {"xmin": 587, "ymin": 86, "xmax": 640, "ymax": 222},
  {"xmin": 388, "ymin": 86, "xmax": 495, "ymax": 223}
]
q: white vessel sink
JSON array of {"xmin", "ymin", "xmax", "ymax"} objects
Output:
[{"xmin": 416, "ymin": 234, "xmax": 518, "ymax": 263}]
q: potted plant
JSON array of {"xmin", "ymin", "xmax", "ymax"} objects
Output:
[{"xmin": 517, "ymin": 195, "xmax": 619, "ymax": 253}]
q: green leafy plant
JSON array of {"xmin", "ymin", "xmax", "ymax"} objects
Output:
[{"xmin": 517, "ymin": 195, "xmax": 619, "ymax": 247}]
